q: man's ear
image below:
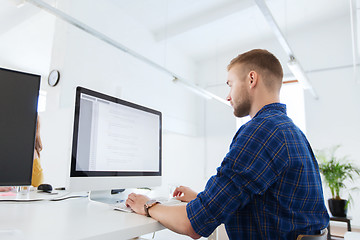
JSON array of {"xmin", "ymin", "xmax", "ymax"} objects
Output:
[{"xmin": 249, "ymin": 71, "xmax": 258, "ymax": 88}]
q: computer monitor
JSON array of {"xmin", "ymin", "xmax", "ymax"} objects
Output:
[
  {"xmin": 0, "ymin": 67, "xmax": 40, "ymax": 186},
  {"xmin": 69, "ymin": 87, "xmax": 162, "ymax": 203}
]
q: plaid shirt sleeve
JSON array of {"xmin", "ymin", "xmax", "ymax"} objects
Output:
[{"xmin": 187, "ymin": 120, "xmax": 288, "ymax": 237}]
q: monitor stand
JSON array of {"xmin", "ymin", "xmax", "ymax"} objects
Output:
[{"xmin": 89, "ymin": 189, "xmax": 127, "ymax": 205}]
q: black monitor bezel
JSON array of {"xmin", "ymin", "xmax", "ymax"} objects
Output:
[
  {"xmin": 0, "ymin": 67, "xmax": 40, "ymax": 186},
  {"xmin": 70, "ymin": 87, "xmax": 162, "ymax": 177}
]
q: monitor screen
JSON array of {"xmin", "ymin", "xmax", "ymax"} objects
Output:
[
  {"xmin": 69, "ymin": 87, "xmax": 162, "ymax": 192},
  {"xmin": 0, "ymin": 67, "xmax": 40, "ymax": 186}
]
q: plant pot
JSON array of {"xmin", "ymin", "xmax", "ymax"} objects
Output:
[{"xmin": 328, "ymin": 199, "xmax": 347, "ymax": 217}]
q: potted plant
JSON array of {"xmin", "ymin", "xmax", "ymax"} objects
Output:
[{"xmin": 316, "ymin": 145, "xmax": 360, "ymax": 217}]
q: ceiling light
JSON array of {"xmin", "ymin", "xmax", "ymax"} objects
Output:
[
  {"xmin": 172, "ymin": 77, "xmax": 230, "ymax": 105},
  {"xmin": 287, "ymin": 57, "xmax": 318, "ymax": 99},
  {"xmin": 173, "ymin": 77, "xmax": 212, "ymax": 100},
  {"xmin": 287, "ymin": 58, "xmax": 311, "ymax": 89},
  {"xmin": 255, "ymin": 0, "xmax": 318, "ymax": 99}
]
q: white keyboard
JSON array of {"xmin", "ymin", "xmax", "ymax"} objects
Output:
[
  {"xmin": 113, "ymin": 202, "xmax": 134, "ymax": 213},
  {"xmin": 156, "ymin": 197, "xmax": 182, "ymax": 206}
]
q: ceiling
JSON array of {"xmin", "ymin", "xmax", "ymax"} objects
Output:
[
  {"xmin": 0, "ymin": 0, "xmax": 353, "ymax": 83},
  {"xmin": 0, "ymin": 1, "xmax": 40, "ymax": 36},
  {"xmin": 109, "ymin": 0, "xmax": 350, "ymax": 61}
]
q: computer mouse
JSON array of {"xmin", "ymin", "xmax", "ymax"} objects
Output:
[{"xmin": 37, "ymin": 184, "xmax": 53, "ymax": 192}]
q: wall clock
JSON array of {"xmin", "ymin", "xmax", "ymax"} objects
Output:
[{"xmin": 48, "ymin": 70, "xmax": 60, "ymax": 87}]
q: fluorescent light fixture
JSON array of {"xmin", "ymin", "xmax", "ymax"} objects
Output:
[
  {"xmin": 287, "ymin": 59, "xmax": 311, "ymax": 89},
  {"xmin": 350, "ymin": 0, "xmax": 360, "ymax": 84},
  {"xmin": 255, "ymin": 0, "xmax": 318, "ymax": 98},
  {"xmin": 172, "ymin": 77, "xmax": 230, "ymax": 105},
  {"xmin": 173, "ymin": 77, "xmax": 212, "ymax": 100},
  {"xmin": 287, "ymin": 58, "xmax": 318, "ymax": 99},
  {"xmin": 14, "ymin": 0, "xmax": 26, "ymax": 8}
]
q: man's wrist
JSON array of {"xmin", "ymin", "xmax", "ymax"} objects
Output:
[{"xmin": 144, "ymin": 200, "xmax": 160, "ymax": 217}]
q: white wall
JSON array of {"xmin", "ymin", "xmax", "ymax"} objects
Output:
[
  {"xmin": 199, "ymin": 13, "xmax": 360, "ymax": 226},
  {"xmin": 0, "ymin": 0, "xmax": 207, "ymax": 199},
  {"xmin": 305, "ymin": 68, "xmax": 360, "ymax": 226},
  {"xmin": 39, "ymin": 0, "xmax": 207, "ymax": 193},
  {"xmin": 0, "ymin": 8, "xmax": 55, "ymax": 83}
]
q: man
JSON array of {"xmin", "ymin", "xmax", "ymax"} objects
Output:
[{"xmin": 126, "ymin": 49, "xmax": 329, "ymax": 239}]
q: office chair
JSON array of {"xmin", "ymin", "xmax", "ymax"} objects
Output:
[{"xmin": 296, "ymin": 228, "xmax": 328, "ymax": 240}]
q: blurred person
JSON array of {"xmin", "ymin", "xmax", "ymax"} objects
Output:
[{"xmin": 31, "ymin": 115, "xmax": 43, "ymax": 187}]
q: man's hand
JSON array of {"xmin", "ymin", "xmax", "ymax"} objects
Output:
[
  {"xmin": 173, "ymin": 186, "xmax": 198, "ymax": 202},
  {"xmin": 126, "ymin": 190, "xmax": 201, "ymax": 239},
  {"xmin": 125, "ymin": 193, "xmax": 150, "ymax": 215}
]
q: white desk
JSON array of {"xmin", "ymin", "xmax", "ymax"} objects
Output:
[{"xmin": 0, "ymin": 192, "xmax": 165, "ymax": 240}]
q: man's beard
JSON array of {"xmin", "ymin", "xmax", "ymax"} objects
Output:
[{"xmin": 233, "ymin": 93, "xmax": 251, "ymax": 118}]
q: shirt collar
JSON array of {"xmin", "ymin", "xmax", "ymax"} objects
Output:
[{"xmin": 253, "ymin": 103, "xmax": 287, "ymax": 119}]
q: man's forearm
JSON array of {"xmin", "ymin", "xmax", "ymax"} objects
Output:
[{"xmin": 148, "ymin": 204, "xmax": 201, "ymax": 239}]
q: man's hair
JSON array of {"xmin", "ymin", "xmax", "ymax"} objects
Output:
[{"xmin": 227, "ymin": 49, "xmax": 283, "ymax": 89}]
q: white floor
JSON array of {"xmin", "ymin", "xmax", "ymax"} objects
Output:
[{"xmin": 344, "ymin": 232, "xmax": 360, "ymax": 240}]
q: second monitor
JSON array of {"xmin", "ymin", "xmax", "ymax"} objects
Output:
[
  {"xmin": 0, "ymin": 67, "xmax": 40, "ymax": 187},
  {"xmin": 69, "ymin": 87, "xmax": 162, "ymax": 203}
]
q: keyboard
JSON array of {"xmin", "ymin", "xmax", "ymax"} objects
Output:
[
  {"xmin": 157, "ymin": 197, "xmax": 182, "ymax": 206},
  {"xmin": 113, "ymin": 202, "xmax": 134, "ymax": 213}
]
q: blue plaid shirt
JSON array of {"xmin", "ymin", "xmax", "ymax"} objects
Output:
[{"xmin": 187, "ymin": 103, "xmax": 329, "ymax": 239}]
